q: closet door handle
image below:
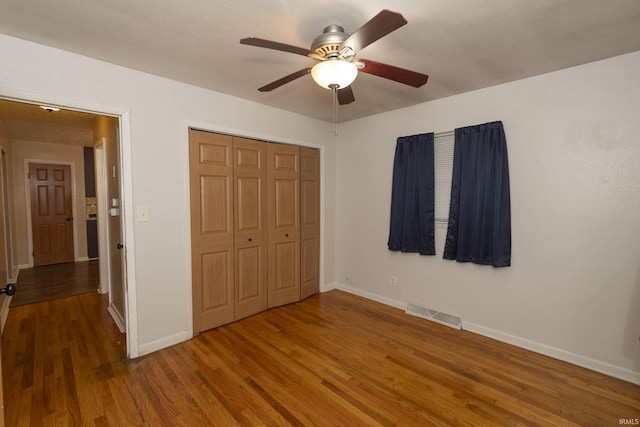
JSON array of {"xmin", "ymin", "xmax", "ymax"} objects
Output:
[
  {"xmin": 248, "ymin": 238, "xmax": 252, "ymax": 242},
  {"xmin": 285, "ymin": 233, "xmax": 289, "ymax": 237}
]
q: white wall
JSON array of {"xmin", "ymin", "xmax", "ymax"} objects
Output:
[
  {"xmin": 0, "ymin": 34, "xmax": 336, "ymax": 356},
  {"xmin": 335, "ymin": 51, "xmax": 640, "ymax": 383}
]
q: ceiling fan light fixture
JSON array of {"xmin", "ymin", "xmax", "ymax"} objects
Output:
[{"xmin": 311, "ymin": 60, "xmax": 358, "ymax": 90}]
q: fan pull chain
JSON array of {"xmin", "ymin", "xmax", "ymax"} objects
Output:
[{"xmin": 330, "ymin": 84, "xmax": 338, "ymax": 136}]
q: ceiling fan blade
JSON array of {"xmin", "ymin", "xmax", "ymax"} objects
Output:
[
  {"xmin": 358, "ymin": 58, "xmax": 428, "ymax": 88},
  {"xmin": 258, "ymin": 67, "xmax": 312, "ymax": 92},
  {"xmin": 240, "ymin": 37, "xmax": 312, "ymax": 57},
  {"xmin": 337, "ymin": 86, "xmax": 355, "ymax": 105},
  {"xmin": 340, "ymin": 10, "xmax": 407, "ymax": 53}
]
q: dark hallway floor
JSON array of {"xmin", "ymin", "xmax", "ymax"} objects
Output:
[{"xmin": 10, "ymin": 260, "xmax": 99, "ymax": 307}]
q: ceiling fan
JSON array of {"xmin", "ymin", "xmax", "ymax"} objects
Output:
[{"xmin": 240, "ymin": 9, "xmax": 429, "ymax": 106}]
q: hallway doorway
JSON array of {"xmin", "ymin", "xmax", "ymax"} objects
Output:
[{"xmin": 0, "ymin": 97, "xmax": 131, "ymax": 354}]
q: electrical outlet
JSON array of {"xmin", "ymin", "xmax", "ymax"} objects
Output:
[{"xmin": 390, "ymin": 275, "xmax": 397, "ymax": 287}]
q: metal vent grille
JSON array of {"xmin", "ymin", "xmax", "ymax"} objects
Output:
[
  {"xmin": 314, "ymin": 44, "xmax": 340, "ymax": 59},
  {"xmin": 405, "ymin": 303, "xmax": 462, "ymax": 330}
]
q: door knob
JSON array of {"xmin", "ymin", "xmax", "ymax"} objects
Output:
[
  {"xmin": 0, "ymin": 284, "xmax": 16, "ymax": 296},
  {"xmin": 248, "ymin": 238, "xmax": 252, "ymax": 242},
  {"xmin": 66, "ymin": 217, "xmax": 73, "ymax": 222},
  {"xmin": 117, "ymin": 243, "xmax": 124, "ymax": 249},
  {"xmin": 285, "ymin": 233, "xmax": 289, "ymax": 237}
]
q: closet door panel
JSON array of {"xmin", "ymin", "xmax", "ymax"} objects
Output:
[
  {"xmin": 236, "ymin": 177, "xmax": 260, "ymax": 231},
  {"xmin": 190, "ymin": 130, "xmax": 234, "ymax": 332},
  {"xmin": 274, "ymin": 179, "xmax": 297, "ymax": 227},
  {"xmin": 274, "ymin": 240, "xmax": 297, "ymax": 290},
  {"xmin": 267, "ymin": 143, "xmax": 300, "ymax": 308},
  {"xmin": 233, "ymin": 137, "xmax": 268, "ymax": 320},
  {"xmin": 235, "ymin": 245, "xmax": 262, "ymax": 307},
  {"xmin": 300, "ymin": 236, "xmax": 318, "ymax": 295},
  {"xmin": 200, "ymin": 175, "xmax": 229, "ymax": 233},
  {"xmin": 200, "ymin": 250, "xmax": 233, "ymax": 312},
  {"xmin": 300, "ymin": 147, "xmax": 320, "ymax": 299}
]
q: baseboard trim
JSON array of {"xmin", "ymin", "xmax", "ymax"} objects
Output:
[
  {"xmin": 334, "ymin": 283, "xmax": 640, "ymax": 385},
  {"xmin": 108, "ymin": 303, "xmax": 126, "ymax": 333},
  {"xmin": 320, "ymin": 282, "xmax": 338, "ymax": 293},
  {"xmin": 8, "ymin": 266, "xmax": 20, "ymax": 284},
  {"xmin": 463, "ymin": 321, "xmax": 640, "ymax": 385},
  {"xmin": 78, "ymin": 257, "xmax": 90, "ymax": 262},
  {"xmin": 0, "ymin": 295, "xmax": 11, "ymax": 333},
  {"xmin": 334, "ymin": 283, "xmax": 405, "ymax": 310},
  {"xmin": 138, "ymin": 331, "xmax": 192, "ymax": 357},
  {"xmin": 18, "ymin": 264, "xmax": 29, "ymax": 270}
]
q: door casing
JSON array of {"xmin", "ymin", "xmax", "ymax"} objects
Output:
[{"xmin": 0, "ymin": 89, "xmax": 137, "ymax": 358}]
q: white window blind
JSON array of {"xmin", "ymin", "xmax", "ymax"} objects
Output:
[{"xmin": 434, "ymin": 131, "xmax": 455, "ymax": 222}]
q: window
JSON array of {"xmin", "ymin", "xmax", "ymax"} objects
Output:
[{"xmin": 434, "ymin": 131, "xmax": 454, "ymax": 222}]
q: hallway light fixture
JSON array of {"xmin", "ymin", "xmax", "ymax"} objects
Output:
[{"xmin": 39, "ymin": 105, "xmax": 60, "ymax": 113}]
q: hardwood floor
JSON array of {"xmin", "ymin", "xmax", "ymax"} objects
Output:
[
  {"xmin": 10, "ymin": 261, "xmax": 99, "ymax": 307},
  {"xmin": 2, "ymin": 289, "xmax": 639, "ymax": 426}
]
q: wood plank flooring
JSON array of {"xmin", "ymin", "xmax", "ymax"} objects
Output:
[
  {"xmin": 2, "ymin": 289, "xmax": 639, "ymax": 426},
  {"xmin": 10, "ymin": 261, "xmax": 99, "ymax": 307}
]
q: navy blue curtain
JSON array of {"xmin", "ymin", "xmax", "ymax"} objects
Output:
[
  {"xmin": 443, "ymin": 121, "xmax": 511, "ymax": 267},
  {"xmin": 388, "ymin": 133, "xmax": 435, "ymax": 255}
]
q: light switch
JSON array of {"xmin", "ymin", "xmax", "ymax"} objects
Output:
[
  {"xmin": 109, "ymin": 208, "xmax": 119, "ymax": 217},
  {"xmin": 137, "ymin": 207, "xmax": 149, "ymax": 222}
]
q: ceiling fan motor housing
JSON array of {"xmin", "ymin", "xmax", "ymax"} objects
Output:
[{"xmin": 311, "ymin": 25, "xmax": 352, "ymax": 60}]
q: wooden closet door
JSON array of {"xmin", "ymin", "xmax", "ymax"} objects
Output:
[
  {"xmin": 267, "ymin": 143, "xmax": 300, "ymax": 308},
  {"xmin": 189, "ymin": 130, "xmax": 234, "ymax": 333},
  {"xmin": 233, "ymin": 137, "xmax": 267, "ymax": 320},
  {"xmin": 300, "ymin": 147, "xmax": 320, "ymax": 299}
]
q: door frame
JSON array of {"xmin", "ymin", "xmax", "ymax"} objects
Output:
[
  {"xmin": 24, "ymin": 160, "xmax": 79, "ymax": 267},
  {"xmin": 0, "ymin": 146, "xmax": 13, "ymax": 334},
  {"xmin": 0, "ymin": 90, "xmax": 138, "ymax": 358},
  {"xmin": 182, "ymin": 121, "xmax": 326, "ymax": 337},
  {"xmin": 1, "ymin": 149, "xmax": 15, "ymax": 282},
  {"xmin": 95, "ymin": 141, "xmax": 110, "ymax": 295}
]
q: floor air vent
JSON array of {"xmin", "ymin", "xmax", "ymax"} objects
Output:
[{"xmin": 405, "ymin": 303, "xmax": 462, "ymax": 330}]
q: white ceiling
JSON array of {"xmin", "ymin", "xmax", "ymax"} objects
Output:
[{"xmin": 1, "ymin": 0, "xmax": 640, "ymax": 140}]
